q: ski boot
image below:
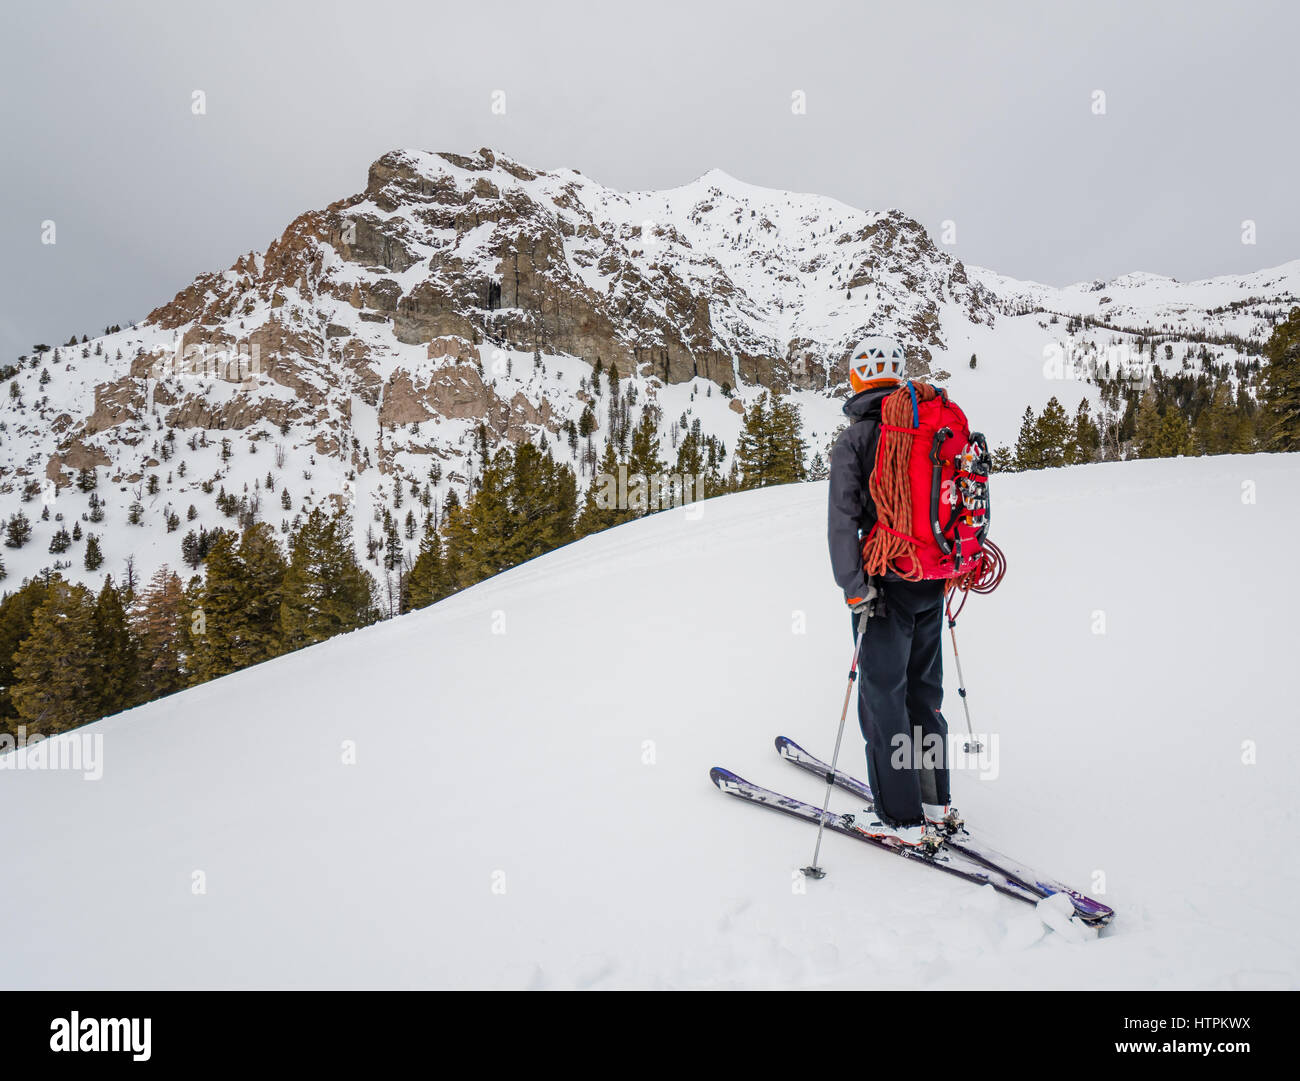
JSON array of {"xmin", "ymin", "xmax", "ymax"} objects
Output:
[
  {"xmin": 923, "ymin": 802, "xmax": 965, "ymax": 835},
  {"xmin": 845, "ymin": 811, "xmax": 944, "ymax": 853}
]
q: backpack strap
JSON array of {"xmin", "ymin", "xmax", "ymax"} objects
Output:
[{"xmin": 864, "ymin": 521, "xmax": 926, "ymax": 548}]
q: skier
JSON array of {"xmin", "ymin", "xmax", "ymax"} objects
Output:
[{"xmin": 827, "ymin": 336, "xmax": 960, "ymax": 849}]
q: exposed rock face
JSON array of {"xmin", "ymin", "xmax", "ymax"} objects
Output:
[
  {"xmin": 379, "ymin": 336, "xmax": 558, "ymax": 442},
  {"xmin": 124, "ymin": 147, "xmax": 995, "ymax": 462},
  {"xmin": 20, "ymin": 147, "xmax": 1009, "ymax": 519},
  {"xmin": 164, "ymin": 394, "xmax": 297, "ymax": 432},
  {"xmin": 86, "ymin": 378, "xmax": 144, "ymax": 435},
  {"xmin": 45, "ymin": 439, "xmax": 111, "ymax": 487},
  {"xmin": 427, "ymin": 335, "xmax": 478, "ymax": 363}
]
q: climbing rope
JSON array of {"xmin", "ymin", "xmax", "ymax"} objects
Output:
[
  {"xmin": 944, "ymin": 539, "xmax": 1007, "ymax": 622},
  {"xmin": 862, "ymin": 386, "xmax": 923, "ymax": 581}
]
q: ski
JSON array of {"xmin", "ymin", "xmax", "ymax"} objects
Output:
[
  {"xmin": 709, "ymin": 766, "xmax": 1069, "ymax": 916},
  {"xmin": 774, "ymin": 735, "xmax": 1114, "ymax": 925}
]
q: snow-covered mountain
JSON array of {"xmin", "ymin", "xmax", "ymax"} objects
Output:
[
  {"xmin": 2, "ymin": 146, "xmax": 1297, "ymax": 592},
  {"xmin": 3, "ymin": 454, "xmax": 1296, "ymax": 989}
]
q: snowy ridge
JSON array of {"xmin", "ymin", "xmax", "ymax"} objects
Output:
[{"xmin": 968, "ymin": 259, "xmax": 1300, "ymax": 341}]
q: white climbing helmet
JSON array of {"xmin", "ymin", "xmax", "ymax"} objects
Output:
[{"xmin": 849, "ymin": 335, "xmax": 907, "ymax": 393}]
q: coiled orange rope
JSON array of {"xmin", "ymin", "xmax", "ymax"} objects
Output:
[{"xmin": 863, "ymin": 386, "xmax": 923, "ymax": 581}]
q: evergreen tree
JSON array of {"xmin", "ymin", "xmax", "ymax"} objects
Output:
[
  {"xmin": 5, "ymin": 511, "xmax": 32, "ymax": 549},
  {"xmin": 236, "ymin": 522, "xmax": 288, "ymax": 667},
  {"xmin": 445, "ymin": 443, "xmax": 578, "ymax": 584},
  {"xmin": 92, "ymin": 576, "xmax": 140, "ymax": 716},
  {"xmin": 734, "ymin": 394, "xmax": 771, "ymax": 488},
  {"xmin": 1151, "ymin": 408, "xmax": 1193, "ymax": 457},
  {"xmin": 1035, "ymin": 397, "xmax": 1073, "ymax": 468},
  {"xmin": 279, "ymin": 510, "xmax": 375, "ymax": 651},
  {"xmin": 674, "ymin": 426, "xmax": 704, "ymax": 480},
  {"xmin": 0, "ymin": 576, "xmax": 56, "ymax": 729},
  {"xmin": 1012, "ymin": 406, "xmax": 1039, "ymax": 470},
  {"xmin": 1230, "ymin": 385, "xmax": 1258, "ymax": 452},
  {"xmin": 1260, "ymin": 306, "xmax": 1300, "ymax": 451},
  {"xmin": 404, "ymin": 526, "xmax": 448, "ymax": 612},
  {"xmin": 767, "ymin": 394, "xmax": 809, "ymax": 484},
  {"xmin": 508, "ymin": 443, "xmax": 577, "ymax": 557},
  {"xmin": 607, "ymin": 378, "xmax": 622, "ymax": 444},
  {"xmin": 1194, "ymin": 384, "xmax": 1238, "ymax": 455},
  {"xmin": 1014, "ymin": 397, "xmax": 1074, "ymax": 470},
  {"xmin": 181, "ymin": 573, "xmax": 205, "ymax": 677},
  {"xmin": 383, "ymin": 515, "xmax": 403, "ymax": 572},
  {"xmin": 132, "ymin": 566, "xmax": 188, "ymax": 700},
  {"xmin": 1134, "ymin": 391, "xmax": 1164, "ymax": 458},
  {"xmin": 188, "ymin": 530, "xmax": 245, "ymax": 683},
  {"xmin": 576, "ymin": 441, "xmax": 632, "ymax": 538},
  {"xmin": 84, "ymin": 534, "xmax": 104, "ymax": 571},
  {"xmin": 1070, "ymin": 399, "xmax": 1101, "ymax": 464},
  {"xmin": 11, "ymin": 580, "xmax": 100, "ymax": 733},
  {"xmin": 440, "ymin": 493, "xmax": 465, "ymax": 592},
  {"xmin": 1117, "ymin": 393, "xmax": 1139, "ymax": 446},
  {"xmin": 672, "ymin": 426, "xmax": 722, "ymax": 503},
  {"xmin": 991, "ymin": 444, "xmax": 1017, "ymax": 473},
  {"xmin": 181, "ymin": 528, "xmax": 205, "ymax": 568},
  {"xmin": 627, "ymin": 407, "xmax": 666, "ymax": 514},
  {"xmin": 190, "ymin": 524, "xmax": 285, "ymax": 681}
]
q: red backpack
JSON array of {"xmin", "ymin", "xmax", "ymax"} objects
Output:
[{"xmin": 862, "ymin": 383, "xmax": 991, "ymax": 582}]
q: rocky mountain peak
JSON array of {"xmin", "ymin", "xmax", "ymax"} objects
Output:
[{"xmin": 4, "ymin": 149, "xmax": 1294, "ymax": 597}]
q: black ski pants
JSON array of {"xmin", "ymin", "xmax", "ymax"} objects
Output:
[{"xmin": 851, "ymin": 578, "xmax": 950, "ymax": 827}]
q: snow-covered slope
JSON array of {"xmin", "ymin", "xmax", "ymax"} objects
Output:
[{"xmin": 3, "ymin": 453, "xmax": 1297, "ymax": 989}]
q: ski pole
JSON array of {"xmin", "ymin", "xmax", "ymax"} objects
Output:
[
  {"xmin": 945, "ymin": 610, "xmax": 983, "ymax": 754},
  {"xmin": 802, "ymin": 605, "xmax": 870, "ymax": 880}
]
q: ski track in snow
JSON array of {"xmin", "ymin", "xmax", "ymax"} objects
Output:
[{"xmin": 1, "ymin": 454, "xmax": 1298, "ymax": 989}]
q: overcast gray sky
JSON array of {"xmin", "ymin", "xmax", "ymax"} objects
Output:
[{"xmin": 1, "ymin": 0, "xmax": 1296, "ymax": 360}]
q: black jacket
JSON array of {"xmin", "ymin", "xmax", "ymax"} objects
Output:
[{"xmin": 827, "ymin": 386, "xmax": 894, "ymax": 603}]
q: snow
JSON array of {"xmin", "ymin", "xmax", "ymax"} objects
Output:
[
  {"xmin": 2, "ymin": 452, "xmax": 1297, "ymax": 989},
  {"xmin": 968, "ymin": 259, "xmax": 1300, "ymax": 343}
]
